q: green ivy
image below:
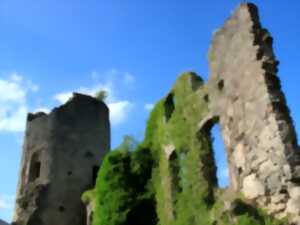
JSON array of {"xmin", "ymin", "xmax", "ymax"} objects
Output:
[{"xmin": 89, "ymin": 73, "xmax": 286, "ymax": 225}]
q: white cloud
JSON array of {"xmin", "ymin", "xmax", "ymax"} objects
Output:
[
  {"xmin": 0, "ymin": 194, "xmax": 15, "ymax": 223},
  {"xmin": 54, "ymin": 91, "xmax": 73, "ymax": 104},
  {"xmin": 0, "ymin": 194, "xmax": 14, "ymax": 210},
  {"xmin": 108, "ymin": 101, "xmax": 133, "ymax": 126},
  {"xmin": 54, "ymin": 71, "xmax": 135, "ymax": 126},
  {"xmin": 27, "ymin": 80, "xmax": 39, "ymax": 92},
  {"xmin": 54, "ymin": 81, "xmax": 113, "ymax": 105},
  {"xmin": 0, "ymin": 79, "xmax": 25, "ymax": 103},
  {"xmin": 144, "ymin": 103, "xmax": 154, "ymax": 111},
  {"xmin": 0, "ymin": 73, "xmax": 38, "ymax": 132},
  {"xmin": 10, "ymin": 73, "xmax": 23, "ymax": 82},
  {"xmin": 0, "ymin": 106, "xmax": 27, "ymax": 132}
]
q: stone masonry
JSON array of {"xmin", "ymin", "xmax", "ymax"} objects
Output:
[
  {"xmin": 13, "ymin": 93, "xmax": 110, "ymax": 225},
  {"xmin": 202, "ymin": 3, "xmax": 300, "ymax": 223},
  {"xmin": 10, "ymin": 2, "xmax": 300, "ymax": 225}
]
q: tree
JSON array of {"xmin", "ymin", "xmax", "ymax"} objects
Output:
[
  {"xmin": 118, "ymin": 135, "xmax": 139, "ymax": 152},
  {"xmin": 95, "ymin": 90, "xmax": 108, "ymax": 101}
]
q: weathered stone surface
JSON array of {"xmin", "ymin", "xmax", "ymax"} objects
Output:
[
  {"xmin": 290, "ymin": 187, "xmax": 300, "ymax": 199},
  {"xmin": 13, "ymin": 93, "xmax": 110, "ymax": 225},
  {"xmin": 233, "ymin": 143, "xmax": 246, "ymax": 169},
  {"xmin": 85, "ymin": 202, "xmax": 94, "ymax": 225},
  {"xmin": 163, "ymin": 144, "xmax": 176, "ymax": 159},
  {"xmin": 242, "ymin": 174, "xmax": 265, "ymax": 199},
  {"xmin": 286, "ymin": 198, "xmax": 300, "ymax": 215},
  {"xmin": 11, "ymin": 2, "xmax": 300, "ymax": 225},
  {"xmin": 205, "ymin": 2, "xmax": 300, "ymax": 223}
]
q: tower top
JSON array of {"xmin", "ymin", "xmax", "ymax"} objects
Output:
[{"xmin": 27, "ymin": 92, "xmax": 109, "ymax": 122}]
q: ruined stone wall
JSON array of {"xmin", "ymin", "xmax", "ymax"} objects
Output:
[
  {"xmin": 206, "ymin": 3, "xmax": 300, "ymax": 222},
  {"xmin": 13, "ymin": 93, "xmax": 110, "ymax": 225},
  {"xmin": 12, "ymin": 3, "xmax": 300, "ymax": 225},
  {"xmin": 90, "ymin": 71, "xmax": 285, "ymax": 225}
]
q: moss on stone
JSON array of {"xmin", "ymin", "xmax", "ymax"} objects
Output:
[
  {"xmin": 82, "ymin": 189, "xmax": 96, "ymax": 206},
  {"xmin": 91, "ymin": 73, "xmax": 286, "ymax": 225}
]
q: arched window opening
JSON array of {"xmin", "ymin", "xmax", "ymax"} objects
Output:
[
  {"xmin": 199, "ymin": 118, "xmax": 229, "ymax": 188},
  {"xmin": 218, "ymin": 80, "xmax": 224, "ymax": 91},
  {"xmin": 164, "ymin": 93, "xmax": 175, "ymax": 122},
  {"xmin": 92, "ymin": 166, "xmax": 100, "ymax": 186},
  {"xmin": 212, "ymin": 124, "xmax": 229, "ymax": 188},
  {"xmin": 29, "ymin": 152, "xmax": 41, "ymax": 182},
  {"xmin": 126, "ymin": 199, "xmax": 158, "ymax": 225},
  {"xmin": 169, "ymin": 151, "xmax": 181, "ymax": 193},
  {"xmin": 204, "ymin": 94, "xmax": 209, "ymax": 103}
]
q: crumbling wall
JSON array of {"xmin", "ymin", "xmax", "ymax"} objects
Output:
[
  {"xmin": 13, "ymin": 93, "xmax": 110, "ymax": 225},
  {"xmin": 89, "ymin": 3, "xmax": 300, "ymax": 225},
  {"xmin": 89, "ymin": 73, "xmax": 285, "ymax": 225},
  {"xmin": 144, "ymin": 73, "xmax": 216, "ymax": 225},
  {"xmin": 13, "ymin": 3, "xmax": 300, "ymax": 225},
  {"xmin": 207, "ymin": 3, "xmax": 300, "ymax": 223}
]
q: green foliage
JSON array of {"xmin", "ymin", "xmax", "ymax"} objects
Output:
[
  {"xmin": 211, "ymin": 198, "xmax": 287, "ymax": 225},
  {"xmin": 92, "ymin": 137, "xmax": 157, "ymax": 225},
  {"xmin": 233, "ymin": 207, "xmax": 287, "ymax": 225},
  {"xmin": 95, "ymin": 90, "xmax": 108, "ymax": 101},
  {"xmin": 117, "ymin": 135, "xmax": 139, "ymax": 152},
  {"xmin": 82, "ymin": 189, "xmax": 96, "ymax": 206},
  {"xmin": 141, "ymin": 73, "xmax": 217, "ymax": 225},
  {"xmin": 91, "ymin": 72, "xmax": 286, "ymax": 225},
  {"xmin": 233, "ymin": 200, "xmax": 288, "ymax": 225},
  {"xmin": 93, "ymin": 149, "xmax": 132, "ymax": 225}
]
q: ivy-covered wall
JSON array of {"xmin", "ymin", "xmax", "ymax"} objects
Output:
[
  {"xmin": 144, "ymin": 73, "xmax": 216, "ymax": 225},
  {"xmin": 85, "ymin": 72, "xmax": 285, "ymax": 225}
]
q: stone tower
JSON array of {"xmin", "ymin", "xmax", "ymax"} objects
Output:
[{"xmin": 13, "ymin": 93, "xmax": 110, "ymax": 225}]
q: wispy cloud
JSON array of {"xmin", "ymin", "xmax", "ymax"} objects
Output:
[
  {"xmin": 0, "ymin": 194, "xmax": 15, "ymax": 223},
  {"xmin": 144, "ymin": 103, "xmax": 154, "ymax": 111},
  {"xmin": 54, "ymin": 91, "xmax": 73, "ymax": 105},
  {"xmin": 109, "ymin": 101, "xmax": 134, "ymax": 126},
  {"xmin": 0, "ymin": 73, "xmax": 39, "ymax": 132},
  {"xmin": 0, "ymin": 194, "xmax": 14, "ymax": 210},
  {"xmin": 54, "ymin": 70, "xmax": 135, "ymax": 126},
  {"xmin": 123, "ymin": 73, "xmax": 135, "ymax": 86}
]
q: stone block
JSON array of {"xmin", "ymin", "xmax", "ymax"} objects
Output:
[{"xmin": 242, "ymin": 174, "xmax": 265, "ymax": 199}]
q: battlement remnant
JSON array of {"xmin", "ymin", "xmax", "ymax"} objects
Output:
[
  {"xmin": 206, "ymin": 3, "xmax": 300, "ymax": 222},
  {"xmin": 13, "ymin": 93, "xmax": 110, "ymax": 225}
]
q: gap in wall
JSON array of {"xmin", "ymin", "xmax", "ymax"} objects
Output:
[{"xmin": 211, "ymin": 124, "xmax": 229, "ymax": 188}]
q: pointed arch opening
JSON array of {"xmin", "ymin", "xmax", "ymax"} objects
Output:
[
  {"xmin": 169, "ymin": 150, "xmax": 181, "ymax": 194},
  {"xmin": 199, "ymin": 117, "xmax": 229, "ymax": 188},
  {"xmin": 164, "ymin": 93, "xmax": 175, "ymax": 122}
]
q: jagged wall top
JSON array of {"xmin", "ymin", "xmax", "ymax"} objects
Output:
[{"xmin": 206, "ymin": 3, "xmax": 300, "ymax": 223}]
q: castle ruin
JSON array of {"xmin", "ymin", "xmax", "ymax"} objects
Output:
[
  {"xmin": 207, "ymin": 3, "xmax": 300, "ymax": 220},
  {"xmin": 11, "ymin": 2, "xmax": 300, "ymax": 225},
  {"xmin": 13, "ymin": 93, "xmax": 110, "ymax": 225}
]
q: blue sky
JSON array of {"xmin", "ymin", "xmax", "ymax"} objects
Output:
[{"xmin": 0, "ymin": 0, "xmax": 300, "ymax": 222}]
